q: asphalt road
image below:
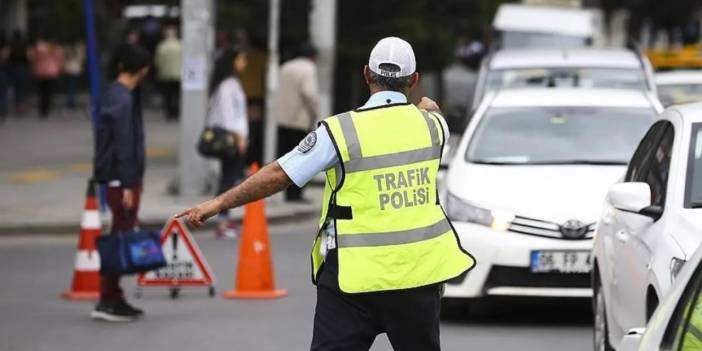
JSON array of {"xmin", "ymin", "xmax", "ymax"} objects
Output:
[{"xmin": 0, "ymin": 216, "xmax": 593, "ymax": 351}]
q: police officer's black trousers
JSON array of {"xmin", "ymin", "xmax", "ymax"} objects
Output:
[{"xmin": 311, "ymin": 250, "xmax": 442, "ymax": 351}]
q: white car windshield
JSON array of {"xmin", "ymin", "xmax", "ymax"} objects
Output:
[
  {"xmin": 500, "ymin": 31, "xmax": 587, "ymax": 49},
  {"xmin": 466, "ymin": 106, "xmax": 655, "ymax": 165},
  {"xmin": 487, "ymin": 68, "xmax": 648, "ymax": 91},
  {"xmin": 688, "ymin": 123, "xmax": 702, "ymax": 208}
]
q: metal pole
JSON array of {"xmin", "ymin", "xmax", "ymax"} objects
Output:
[
  {"xmin": 263, "ymin": 0, "xmax": 281, "ymax": 166},
  {"xmin": 83, "ymin": 0, "xmax": 108, "ymax": 212},
  {"xmin": 179, "ymin": 0, "xmax": 214, "ymax": 195},
  {"xmin": 309, "ymin": 0, "xmax": 337, "ymax": 121},
  {"xmin": 82, "ymin": 0, "xmax": 101, "ymax": 132}
]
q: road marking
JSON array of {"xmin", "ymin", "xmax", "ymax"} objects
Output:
[
  {"xmin": 147, "ymin": 147, "xmax": 174, "ymax": 158},
  {"xmin": 69, "ymin": 162, "xmax": 92, "ymax": 173},
  {"xmin": 5, "ymin": 147, "xmax": 173, "ymax": 184},
  {"xmin": 8, "ymin": 170, "xmax": 60, "ymax": 183}
]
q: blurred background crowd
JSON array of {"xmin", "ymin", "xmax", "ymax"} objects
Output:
[
  {"xmin": 0, "ymin": 0, "xmax": 700, "ymax": 121},
  {"xmin": 0, "ymin": 0, "xmax": 701, "ymax": 199}
]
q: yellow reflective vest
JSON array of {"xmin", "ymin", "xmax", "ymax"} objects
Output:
[
  {"xmin": 311, "ymin": 103, "xmax": 475, "ymax": 293},
  {"xmin": 681, "ymin": 302, "xmax": 702, "ymax": 349}
]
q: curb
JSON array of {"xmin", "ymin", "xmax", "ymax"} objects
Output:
[{"xmin": 0, "ymin": 206, "xmax": 319, "ymax": 236}]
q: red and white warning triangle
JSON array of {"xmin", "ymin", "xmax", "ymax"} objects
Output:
[{"xmin": 137, "ymin": 218, "xmax": 215, "ymax": 287}]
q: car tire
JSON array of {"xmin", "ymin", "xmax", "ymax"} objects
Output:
[{"xmin": 594, "ymin": 278, "xmax": 615, "ymax": 351}]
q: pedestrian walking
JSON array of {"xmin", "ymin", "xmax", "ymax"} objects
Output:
[
  {"xmin": 6, "ymin": 29, "xmax": 30, "ymax": 116},
  {"xmin": 109, "ymin": 28, "xmax": 141, "ymax": 81},
  {"xmin": 206, "ymin": 47, "xmax": 249, "ymax": 239},
  {"xmin": 63, "ymin": 39, "xmax": 85, "ymax": 110},
  {"xmin": 177, "ymin": 37, "xmax": 475, "ymax": 350},
  {"xmin": 154, "ymin": 26, "xmax": 182, "ymax": 120},
  {"xmin": 273, "ymin": 43, "xmax": 320, "ymax": 202},
  {"xmin": 236, "ymin": 29, "xmax": 267, "ymax": 168},
  {"xmin": 29, "ymin": 34, "xmax": 64, "ymax": 118},
  {"xmin": 92, "ymin": 44, "xmax": 151, "ymax": 322}
]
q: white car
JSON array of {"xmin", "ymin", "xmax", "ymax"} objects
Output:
[
  {"xmin": 442, "ymin": 88, "xmax": 662, "ymax": 310},
  {"xmin": 593, "ymin": 102, "xmax": 702, "ymax": 350},
  {"xmin": 472, "ymin": 48, "xmax": 657, "ymax": 110},
  {"xmin": 656, "ymin": 70, "xmax": 702, "ymax": 107},
  {"xmin": 618, "ymin": 243, "xmax": 702, "ymax": 351}
]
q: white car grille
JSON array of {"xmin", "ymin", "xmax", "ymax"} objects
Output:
[{"xmin": 508, "ymin": 215, "xmax": 595, "ymax": 240}]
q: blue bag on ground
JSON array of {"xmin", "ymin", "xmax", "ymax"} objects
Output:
[{"xmin": 97, "ymin": 229, "xmax": 166, "ymax": 275}]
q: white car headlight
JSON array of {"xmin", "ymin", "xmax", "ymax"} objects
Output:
[{"xmin": 446, "ymin": 193, "xmax": 514, "ymax": 231}]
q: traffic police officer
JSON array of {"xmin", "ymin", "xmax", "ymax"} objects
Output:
[{"xmin": 177, "ymin": 37, "xmax": 475, "ymax": 351}]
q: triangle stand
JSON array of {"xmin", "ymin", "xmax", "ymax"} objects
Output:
[{"xmin": 135, "ymin": 218, "xmax": 216, "ymax": 299}]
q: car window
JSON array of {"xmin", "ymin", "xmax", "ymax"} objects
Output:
[
  {"xmin": 465, "ymin": 106, "xmax": 655, "ymax": 165},
  {"xmin": 626, "ymin": 121, "xmax": 669, "ymax": 182},
  {"xmin": 686, "ymin": 123, "xmax": 702, "ymax": 208},
  {"xmin": 658, "ymin": 84, "xmax": 702, "ymax": 106},
  {"xmin": 660, "ymin": 258, "xmax": 702, "ymax": 350},
  {"xmin": 486, "ymin": 68, "xmax": 648, "ymax": 92},
  {"xmin": 644, "ymin": 125, "xmax": 675, "ymax": 207}
]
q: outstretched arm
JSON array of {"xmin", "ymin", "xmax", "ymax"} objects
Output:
[{"xmin": 175, "ymin": 161, "xmax": 293, "ymax": 227}]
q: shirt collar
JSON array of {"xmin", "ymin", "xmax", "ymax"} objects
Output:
[{"xmin": 359, "ymin": 91, "xmax": 408, "ymax": 109}]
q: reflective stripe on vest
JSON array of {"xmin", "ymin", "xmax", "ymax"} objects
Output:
[
  {"xmin": 687, "ymin": 323, "xmax": 702, "ymax": 342},
  {"xmin": 421, "ymin": 111, "xmax": 441, "ymax": 146},
  {"xmin": 338, "ymin": 111, "xmax": 442, "ymax": 173},
  {"xmin": 345, "ymin": 146, "xmax": 441, "ymax": 173},
  {"xmin": 337, "ymin": 218, "xmax": 451, "ymax": 247}
]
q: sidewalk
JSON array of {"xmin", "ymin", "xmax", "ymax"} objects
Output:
[{"xmin": 0, "ymin": 108, "xmax": 321, "ymax": 234}]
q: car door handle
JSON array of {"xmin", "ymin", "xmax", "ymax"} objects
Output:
[{"xmin": 616, "ymin": 230, "xmax": 630, "ymax": 243}]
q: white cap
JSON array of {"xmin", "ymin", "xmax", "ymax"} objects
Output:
[{"xmin": 368, "ymin": 37, "xmax": 416, "ymax": 78}]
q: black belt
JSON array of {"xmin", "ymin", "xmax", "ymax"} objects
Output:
[{"xmin": 327, "ymin": 204, "xmax": 352, "ymax": 220}]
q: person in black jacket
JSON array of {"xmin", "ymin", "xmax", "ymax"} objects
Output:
[{"xmin": 92, "ymin": 44, "xmax": 151, "ymax": 322}]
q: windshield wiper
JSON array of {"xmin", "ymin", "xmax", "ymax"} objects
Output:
[
  {"xmin": 691, "ymin": 202, "xmax": 702, "ymax": 209},
  {"xmin": 470, "ymin": 160, "xmax": 519, "ymax": 165},
  {"xmin": 470, "ymin": 159, "xmax": 627, "ymax": 166},
  {"xmin": 525, "ymin": 160, "xmax": 628, "ymax": 166}
]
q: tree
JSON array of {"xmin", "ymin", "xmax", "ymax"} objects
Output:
[{"xmin": 332, "ymin": 0, "xmax": 509, "ymax": 110}]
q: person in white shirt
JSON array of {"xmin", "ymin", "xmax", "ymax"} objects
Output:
[
  {"xmin": 272, "ymin": 43, "xmax": 319, "ymax": 202},
  {"xmin": 63, "ymin": 39, "xmax": 85, "ymax": 110},
  {"xmin": 206, "ymin": 47, "xmax": 249, "ymax": 239},
  {"xmin": 154, "ymin": 26, "xmax": 182, "ymax": 120}
]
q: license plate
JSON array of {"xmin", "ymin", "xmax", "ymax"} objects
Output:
[{"xmin": 530, "ymin": 250, "xmax": 592, "ymax": 274}]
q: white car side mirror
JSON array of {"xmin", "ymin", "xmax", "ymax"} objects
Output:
[
  {"xmin": 608, "ymin": 182, "xmax": 663, "ymax": 221},
  {"xmin": 609, "ymin": 182, "xmax": 650, "ymax": 212},
  {"xmin": 618, "ymin": 328, "xmax": 645, "ymax": 351}
]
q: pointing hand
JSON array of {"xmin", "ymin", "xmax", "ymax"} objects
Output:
[{"xmin": 175, "ymin": 199, "xmax": 222, "ymax": 228}]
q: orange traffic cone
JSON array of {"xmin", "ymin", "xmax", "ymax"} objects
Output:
[
  {"xmin": 61, "ymin": 179, "xmax": 102, "ymax": 300},
  {"xmin": 223, "ymin": 164, "xmax": 287, "ymax": 299}
]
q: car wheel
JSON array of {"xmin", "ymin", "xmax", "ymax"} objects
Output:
[
  {"xmin": 646, "ymin": 289, "xmax": 659, "ymax": 322},
  {"xmin": 594, "ymin": 279, "xmax": 614, "ymax": 351}
]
